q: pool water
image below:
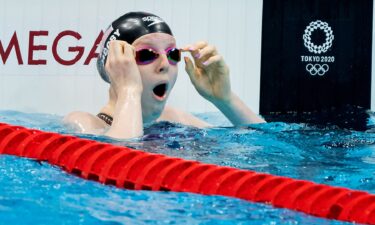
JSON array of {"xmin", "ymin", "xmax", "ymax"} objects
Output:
[{"xmin": 1, "ymin": 110, "xmax": 375, "ymax": 224}]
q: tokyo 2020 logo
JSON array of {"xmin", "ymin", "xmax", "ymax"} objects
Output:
[
  {"xmin": 303, "ymin": 20, "xmax": 334, "ymax": 54},
  {"xmin": 301, "ymin": 20, "xmax": 335, "ymax": 76}
]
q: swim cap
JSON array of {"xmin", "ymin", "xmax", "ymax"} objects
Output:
[{"xmin": 97, "ymin": 12, "xmax": 173, "ymax": 83}]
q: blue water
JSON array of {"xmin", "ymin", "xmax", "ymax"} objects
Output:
[{"xmin": 1, "ymin": 110, "xmax": 375, "ymax": 224}]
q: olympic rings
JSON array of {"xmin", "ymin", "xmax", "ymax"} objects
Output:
[
  {"xmin": 303, "ymin": 20, "xmax": 334, "ymax": 54},
  {"xmin": 305, "ymin": 63, "xmax": 329, "ymax": 76}
]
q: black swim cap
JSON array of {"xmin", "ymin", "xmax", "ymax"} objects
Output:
[{"xmin": 97, "ymin": 12, "xmax": 173, "ymax": 83}]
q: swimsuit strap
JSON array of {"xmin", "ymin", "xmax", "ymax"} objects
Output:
[{"xmin": 97, "ymin": 113, "xmax": 113, "ymax": 126}]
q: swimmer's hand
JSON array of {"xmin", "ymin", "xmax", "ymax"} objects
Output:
[
  {"xmin": 105, "ymin": 40, "xmax": 143, "ymax": 94},
  {"xmin": 104, "ymin": 40, "xmax": 144, "ymax": 139},
  {"xmin": 182, "ymin": 41, "xmax": 230, "ymax": 104},
  {"xmin": 183, "ymin": 41, "xmax": 265, "ymax": 125}
]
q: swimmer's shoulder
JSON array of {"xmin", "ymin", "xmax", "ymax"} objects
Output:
[
  {"xmin": 63, "ymin": 111, "xmax": 108, "ymax": 134},
  {"xmin": 158, "ymin": 106, "xmax": 211, "ymax": 128}
]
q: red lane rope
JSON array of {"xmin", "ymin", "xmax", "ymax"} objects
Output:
[{"xmin": 0, "ymin": 122, "xmax": 374, "ymax": 224}]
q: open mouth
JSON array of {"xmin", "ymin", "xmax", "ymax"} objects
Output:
[{"xmin": 152, "ymin": 83, "xmax": 168, "ymax": 101}]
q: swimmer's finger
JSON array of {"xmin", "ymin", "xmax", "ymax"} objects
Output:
[
  {"xmin": 106, "ymin": 41, "xmax": 114, "ymax": 64},
  {"xmin": 184, "ymin": 56, "xmax": 197, "ymax": 83},
  {"xmin": 106, "ymin": 41, "xmax": 118, "ymax": 70},
  {"xmin": 188, "ymin": 41, "xmax": 209, "ymax": 58},
  {"xmin": 198, "ymin": 45, "xmax": 217, "ymax": 62},
  {"xmin": 110, "ymin": 41, "xmax": 125, "ymax": 59},
  {"xmin": 181, "ymin": 41, "xmax": 208, "ymax": 51},
  {"xmin": 181, "ymin": 45, "xmax": 192, "ymax": 52},
  {"xmin": 191, "ymin": 41, "xmax": 208, "ymax": 51},
  {"xmin": 202, "ymin": 55, "xmax": 226, "ymax": 68},
  {"xmin": 123, "ymin": 42, "xmax": 136, "ymax": 58}
]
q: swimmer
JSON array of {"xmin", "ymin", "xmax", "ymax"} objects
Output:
[{"xmin": 64, "ymin": 12, "xmax": 265, "ymax": 139}]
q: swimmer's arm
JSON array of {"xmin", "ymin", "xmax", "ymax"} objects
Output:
[
  {"xmin": 105, "ymin": 88, "xmax": 143, "ymax": 139},
  {"xmin": 158, "ymin": 106, "xmax": 211, "ymax": 128},
  {"xmin": 63, "ymin": 111, "xmax": 108, "ymax": 135},
  {"xmin": 182, "ymin": 42, "xmax": 264, "ymax": 125},
  {"xmin": 63, "ymin": 89, "xmax": 143, "ymax": 139},
  {"xmin": 103, "ymin": 40, "xmax": 144, "ymax": 139},
  {"xmin": 212, "ymin": 92, "xmax": 265, "ymax": 125}
]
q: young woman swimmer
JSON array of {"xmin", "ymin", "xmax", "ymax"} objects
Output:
[{"xmin": 64, "ymin": 12, "xmax": 265, "ymax": 139}]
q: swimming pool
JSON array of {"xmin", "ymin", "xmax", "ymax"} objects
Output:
[{"xmin": 1, "ymin": 110, "xmax": 374, "ymax": 224}]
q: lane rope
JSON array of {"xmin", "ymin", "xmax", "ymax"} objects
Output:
[{"xmin": 0, "ymin": 123, "xmax": 374, "ymax": 224}]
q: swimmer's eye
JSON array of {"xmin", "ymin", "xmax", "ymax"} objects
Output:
[{"xmin": 135, "ymin": 48, "xmax": 181, "ymax": 65}]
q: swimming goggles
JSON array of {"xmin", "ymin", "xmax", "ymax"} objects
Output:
[{"xmin": 135, "ymin": 48, "xmax": 181, "ymax": 65}]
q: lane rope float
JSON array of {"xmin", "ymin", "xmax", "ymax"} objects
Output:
[{"xmin": 0, "ymin": 122, "xmax": 374, "ymax": 224}]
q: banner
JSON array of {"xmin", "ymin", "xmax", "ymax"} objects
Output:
[{"xmin": 260, "ymin": 0, "xmax": 373, "ymax": 122}]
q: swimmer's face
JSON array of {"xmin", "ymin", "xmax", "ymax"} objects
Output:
[{"xmin": 132, "ymin": 33, "xmax": 178, "ymax": 123}]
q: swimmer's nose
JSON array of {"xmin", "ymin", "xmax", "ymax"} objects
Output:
[{"xmin": 156, "ymin": 54, "xmax": 169, "ymax": 74}]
